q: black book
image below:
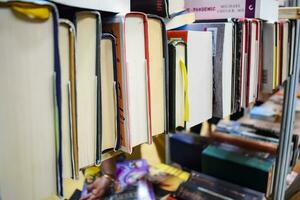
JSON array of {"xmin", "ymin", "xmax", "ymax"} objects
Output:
[
  {"xmin": 169, "ymin": 132, "xmax": 210, "ymax": 172},
  {"xmin": 232, "ymin": 19, "xmax": 243, "ymax": 113},
  {"xmin": 175, "ymin": 172, "xmax": 265, "ymax": 200}
]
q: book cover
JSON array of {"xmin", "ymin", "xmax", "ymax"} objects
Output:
[
  {"xmin": 185, "ymin": 0, "xmax": 278, "ymax": 21},
  {"xmin": 67, "ymin": 20, "xmax": 79, "ymax": 179},
  {"xmin": 187, "ymin": 171, "xmax": 265, "ymax": 200},
  {"xmin": 103, "ymin": 181, "xmax": 154, "ymax": 200},
  {"xmin": 262, "ymin": 23, "xmax": 276, "ymax": 93},
  {"xmin": 75, "ymin": 11, "xmax": 102, "ymax": 167},
  {"xmin": 59, "ymin": 19, "xmax": 78, "ymax": 180},
  {"xmin": 202, "ymin": 142, "xmax": 275, "ymax": 193},
  {"xmin": 177, "ymin": 22, "xmax": 233, "ymax": 118},
  {"xmin": 147, "ymin": 15, "xmax": 167, "ymax": 136},
  {"xmin": 103, "ymin": 17, "xmax": 129, "ymax": 152},
  {"xmin": 101, "ymin": 33, "xmax": 120, "ymax": 152},
  {"xmin": 169, "ymin": 132, "xmax": 210, "ymax": 172},
  {"xmin": 168, "ymin": 30, "xmax": 213, "ymax": 127},
  {"xmin": 124, "ymin": 12, "xmax": 153, "ymax": 148},
  {"xmin": 232, "ymin": 19, "xmax": 243, "ymax": 113},
  {"xmin": 175, "ymin": 182, "xmax": 225, "ymax": 200}
]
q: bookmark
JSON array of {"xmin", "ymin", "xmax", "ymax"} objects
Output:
[{"xmin": 179, "ymin": 59, "xmax": 190, "ymax": 122}]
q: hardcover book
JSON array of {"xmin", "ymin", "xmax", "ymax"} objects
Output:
[
  {"xmin": 103, "ymin": 16, "xmax": 128, "ymax": 152},
  {"xmin": 175, "ymin": 171, "xmax": 265, "ymax": 200},
  {"xmin": 100, "ymin": 34, "xmax": 120, "ymax": 152},
  {"xmin": 185, "ymin": 0, "xmax": 278, "ymax": 21},
  {"xmin": 75, "ymin": 11, "xmax": 102, "ymax": 168},
  {"xmin": 202, "ymin": 142, "xmax": 276, "ymax": 194},
  {"xmin": 262, "ymin": 22, "xmax": 276, "ymax": 93},
  {"xmin": 177, "ymin": 22, "xmax": 233, "ymax": 118},
  {"xmin": 0, "ymin": 1, "xmax": 62, "ymax": 198},
  {"xmin": 232, "ymin": 19, "xmax": 243, "ymax": 113},
  {"xmin": 103, "ymin": 13, "xmax": 153, "ymax": 153},
  {"xmin": 59, "ymin": 19, "xmax": 79, "ymax": 179},
  {"xmin": 169, "ymin": 132, "xmax": 210, "ymax": 172},
  {"xmin": 168, "ymin": 30, "xmax": 213, "ymax": 128},
  {"xmin": 148, "ymin": 15, "xmax": 167, "ymax": 136}
]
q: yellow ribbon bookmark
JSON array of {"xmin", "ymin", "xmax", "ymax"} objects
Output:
[
  {"xmin": 11, "ymin": 2, "xmax": 50, "ymax": 21},
  {"xmin": 179, "ymin": 59, "xmax": 189, "ymax": 122}
]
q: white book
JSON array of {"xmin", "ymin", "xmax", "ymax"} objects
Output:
[
  {"xmin": 187, "ymin": 31, "xmax": 213, "ymax": 128},
  {"xmin": 168, "ymin": 0, "xmax": 185, "ymax": 15},
  {"xmin": 241, "ymin": 22, "xmax": 248, "ymax": 107},
  {"xmin": 0, "ymin": 2, "xmax": 57, "ymax": 199},
  {"xmin": 281, "ymin": 21, "xmax": 290, "ymax": 82},
  {"xmin": 262, "ymin": 23, "xmax": 276, "ymax": 93},
  {"xmin": 165, "ymin": 12, "xmax": 195, "ymax": 30},
  {"xmin": 124, "ymin": 14, "xmax": 152, "ymax": 148},
  {"xmin": 176, "ymin": 22, "xmax": 233, "ymax": 118},
  {"xmin": 148, "ymin": 17, "xmax": 166, "ymax": 136},
  {"xmin": 248, "ymin": 21, "xmax": 259, "ymax": 104},
  {"xmin": 222, "ymin": 23, "xmax": 233, "ymax": 117},
  {"xmin": 59, "ymin": 20, "xmax": 74, "ymax": 179},
  {"xmin": 75, "ymin": 12, "xmax": 100, "ymax": 168},
  {"xmin": 103, "ymin": 14, "xmax": 153, "ymax": 153},
  {"xmin": 101, "ymin": 35, "xmax": 118, "ymax": 152},
  {"xmin": 169, "ymin": 30, "xmax": 213, "ymax": 128}
]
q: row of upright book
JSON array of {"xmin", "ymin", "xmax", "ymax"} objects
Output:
[
  {"xmin": 0, "ymin": 0, "xmax": 293, "ymax": 199},
  {"xmin": 0, "ymin": 1, "xmax": 169, "ymax": 199}
]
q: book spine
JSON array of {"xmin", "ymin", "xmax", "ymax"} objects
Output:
[
  {"xmin": 245, "ymin": 0, "xmax": 257, "ymax": 18},
  {"xmin": 168, "ymin": 43, "xmax": 176, "ymax": 132},
  {"xmin": 202, "ymin": 145, "xmax": 272, "ymax": 193},
  {"xmin": 102, "ymin": 22, "xmax": 127, "ymax": 150},
  {"xmin": 131, "ymin": 0, "xmax": 168, "ymax": 18},
  {"xmin": 188, "ymin": 172, "xmax": 264, "ymax": 199},
  {"xmin": 176, "ymin": 182, "xmax": 226, "ymax": 200}
]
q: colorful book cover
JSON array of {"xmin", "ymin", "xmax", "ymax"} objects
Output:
[{"xmin": 185, "ymin": 0, "xmax": 278, "ymax": 21}]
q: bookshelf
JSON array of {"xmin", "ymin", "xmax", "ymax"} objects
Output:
[
  {"xmin": 1, "ymin": 0, "xmax": 300, "ymax": 199},
  {"xmin": 273, "ymin": 6, "xmax": 300, "ymax": 200},
  {"xmin": 51, "ymin": 0, "xmax": 130, "ymax": 13}
]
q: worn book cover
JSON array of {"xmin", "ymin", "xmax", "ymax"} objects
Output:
[{"xmin": 202, "ymin": 142, "xmax": 275, "ymax": 193}]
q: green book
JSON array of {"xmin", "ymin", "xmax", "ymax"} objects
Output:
[{"xmin": 202, "ymin": 142, "xmax": 275, "ymax": 195}]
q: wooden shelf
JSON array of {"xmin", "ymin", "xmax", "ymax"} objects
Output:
[
  {"xmin": 279, "ymin": 7, "xmax": 300, "ymax": 19},
  {"xmin": 51, "ymin": 0, "xmax": 130, "ymax": 13}
]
